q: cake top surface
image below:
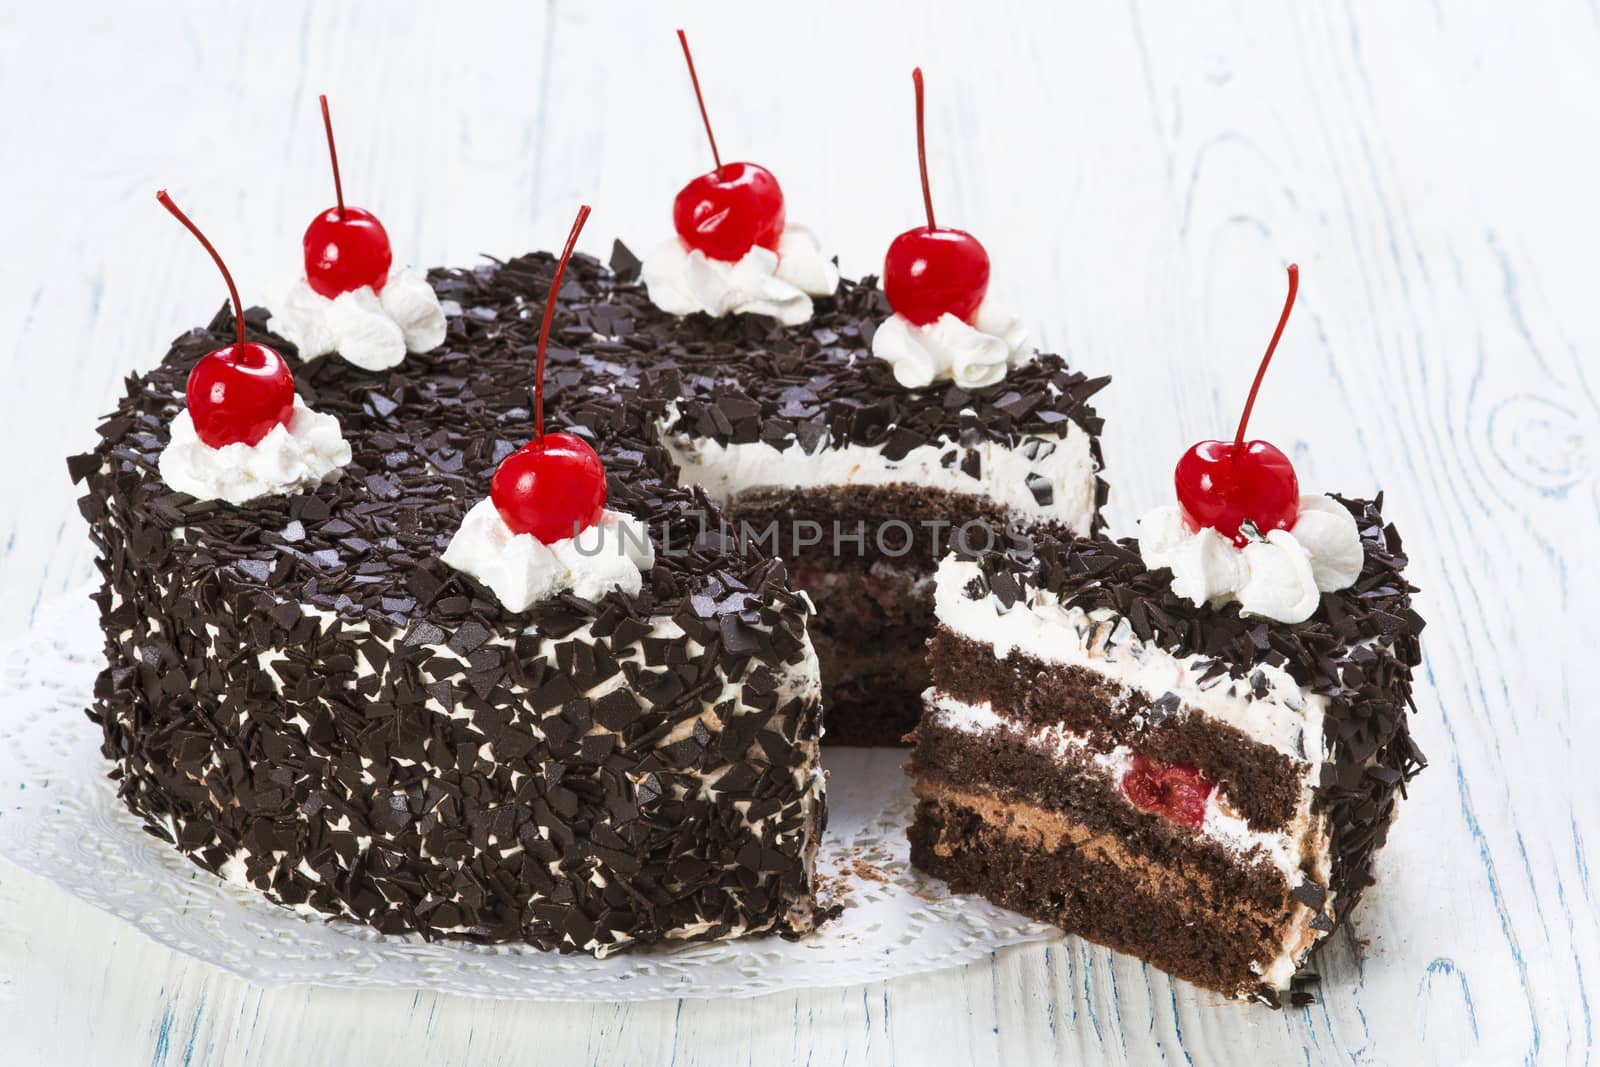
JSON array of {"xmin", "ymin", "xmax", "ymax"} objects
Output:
[
  {"xmin": 72, "ymin": 245, "xmax": 1112, "ymax": 644},
  {"xmin": 600, "ymin": 242, "xmax": 1110, "ymax": 457},
  {"xmin": 69, "ymin": 251, "xmax": 813, "ymax": 665}
]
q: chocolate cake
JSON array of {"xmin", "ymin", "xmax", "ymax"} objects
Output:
[
  {"xmin": 617, "ymin": 241, "xmax": 1109, "ymax": 744},
  {"xmin": 907, "ymin": 498, "xmax": 1426, "ymax": 1004},
  {"xmin": 70, "ymin": 248, "xmax": 832, "ymax": 954}
]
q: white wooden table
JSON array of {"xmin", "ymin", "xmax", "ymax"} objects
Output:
[{"xmin": 2, "ymin": 2, "xmax": 1594, "ymax": 1062}]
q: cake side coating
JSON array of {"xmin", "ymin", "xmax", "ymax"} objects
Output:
[{"xmin": 70, "ymin": 250, "xmax": 831, "ymax": 953}]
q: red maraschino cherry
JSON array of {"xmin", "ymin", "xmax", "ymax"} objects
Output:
[
  {"xmin": 489, "ymin": 205, "xmax": 607, "ymax": 543},
  {"xmin": 157, "ymin": 190, "xmax": 295, "ymax": 449},
  {"xmin": 882, "ymin": 68, "xmax": 991, "ymax": 327},
  {"xmin": 302, "ymin": 95, "xmax": 393, "ymax": 298},
  {"xmin": 669, "ymin": 30, "xmax": 786, "ymax": 263},
  {"xmin": 1121, "ymin": 754, "xmax": 1215, "ymax": 830},
  {"xmin": 1175, "ymin": 264, "xmax": 1302, "ymax": 546}
]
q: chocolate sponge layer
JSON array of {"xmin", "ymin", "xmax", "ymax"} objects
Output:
[{"xmin": 927, "ymin": 628, "xmax": 1306, "ymax": 831}]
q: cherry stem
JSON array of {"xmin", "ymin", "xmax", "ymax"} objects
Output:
[
  {"xmin": 319, "ymin": 94, "xmax": 345, "ymax": 216},
  {"xmin": 534, "ymin": 204, "xmax": 593, "ymax": 441},
  {"xmin": 156, "ymin": 190, "xmax": 247, "ymax": 348},
  {"xmin": 913, "ymin": 67, "xmax": 935, "ymax": 231},
  {"xmin": 1232, "ymin": 263, "xmax": 1299, "ymax": 455},
  {"xmin": 677, "ymin": 30, "xmax": 723, "ymax": 179}
]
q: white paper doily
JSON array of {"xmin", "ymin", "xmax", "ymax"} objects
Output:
[{"xmin": 0, "ymin": 587, "xmax": 1059, "ymax": 1000}]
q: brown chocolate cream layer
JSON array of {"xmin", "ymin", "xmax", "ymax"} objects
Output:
[{"xmin": 908, "ymin": 788, "xmax": 1316, "ymax": 1006}]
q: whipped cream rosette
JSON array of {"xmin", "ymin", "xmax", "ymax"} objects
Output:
[
  {"xmin": 871, "ymin": 68, "xmax": 1033, "ymax": 391},
  {"xmin": 268, "ymin": 95, "xmax": 446, "ymax": 371},
  {"xmin": 639, "ymin": 31, "xmax": 839, "ymax": 326},
  {"xmin": 152, "ymin": 190, "xmax": 351, "ymax": 505}
]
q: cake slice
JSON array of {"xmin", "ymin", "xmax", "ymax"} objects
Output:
[{"xmin": 909, "ymin": 499, "xmax": 1424, "ymax": 1003}]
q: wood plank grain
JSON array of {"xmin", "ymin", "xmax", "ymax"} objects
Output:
[{"xmin": 0, "ymin": 0, "xmax": 1593, "ymax": 1063}]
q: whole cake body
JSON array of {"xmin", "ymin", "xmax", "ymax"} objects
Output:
[
  {"xmin": 69, "ymin": 246, "xmax": 1428, "ymax": 995},
  {"xmin": 908, "ymin": 498, "xmax": 1425, "ymax": 1003},
  {"xmin": 65, "ymin": 51, "xmax": 1432, "ymax": 1002},
  {"xmin": 73, "ymin": 251, "xmax": 830, "ymax": 953}
]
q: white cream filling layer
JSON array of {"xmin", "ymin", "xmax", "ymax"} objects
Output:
[
  {"xmin": 662, "ymin": 420, "xmax": 1100, "ymax": 536},
  {"xmin": 641, "ymin": 225, "xmax": 839, "ymax": 326}
]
